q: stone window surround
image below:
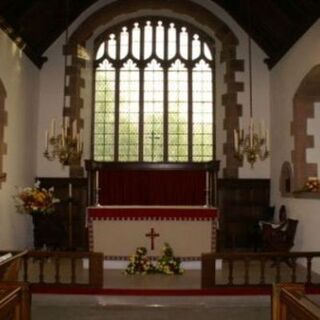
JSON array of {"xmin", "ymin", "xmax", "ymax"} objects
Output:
[
  {"xmin": 64, "ymin": 0, "xmax": 244, "ymax": 178},
  {"xmin": 291, "ymin": 65, "xmax": 320, "ymax": 193},
  {"xmin": 0, "ymin": 79, "xmax": 7, "ymax": 188}
]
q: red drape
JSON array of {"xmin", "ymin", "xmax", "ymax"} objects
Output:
[{"xmin": 99, "ymin": 170, "xmax": 206, "ymax": 205}]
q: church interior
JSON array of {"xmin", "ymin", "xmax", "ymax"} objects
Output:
[{"xmin": 1, "ymin": 0, "xmax": 320, "ymax": 319}]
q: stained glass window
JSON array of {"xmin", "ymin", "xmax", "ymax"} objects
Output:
[{"xmin": 93, "ymin": 18, "xmax": 215, "ymax": 162}]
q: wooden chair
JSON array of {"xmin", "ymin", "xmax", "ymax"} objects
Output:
[
  {"xmin": 262, "ymin": 219, "xmax": 298, "ymax": 252},
  {"xmin": 262, "ymin": 219, "xmax": 298, "ymax": 266}
]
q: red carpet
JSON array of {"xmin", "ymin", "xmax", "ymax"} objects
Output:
[
  {"xmin": 31, "ymin": 286, "xmax": 272, "ymax": 295},
  {"xmin": 31, "ymin": 285, "xmax": 320, "ymax": 296}
]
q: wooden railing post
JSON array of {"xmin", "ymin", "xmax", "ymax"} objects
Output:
[
  {"xmin": 201, "ymin": 253, "xmax": 216, "ymax": 288},
  {"xmin": 20, "ymin": 282, "xmax": 31, "ymax": 320},
  {"xmin": 88, "ymin": 252, "xmax": 104, "ymax": 288}
]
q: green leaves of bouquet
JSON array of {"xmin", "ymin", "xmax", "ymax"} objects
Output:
[
  {"xmin": 124, "ymin": 243, "xmax": 184, "ymax": 275},
  {"xmin": 156, "ymin": 243, "xmax": 183, "ymax": 275}
]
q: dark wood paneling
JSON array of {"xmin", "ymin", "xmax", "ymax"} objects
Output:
[
  {"xmin": 218, "ymin": 178, "xmax": 271, "ymax": 251},
  {"xmin": 36, "ymin": 177, "xmax": 88, "ymax": 251}
]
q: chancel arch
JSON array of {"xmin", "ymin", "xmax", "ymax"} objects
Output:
[
  {"xmin": 64, "ymin": 0, "xmax": 244, "ymax": 177},
  {"xmin": 291, "ymin": 65, "xmax": 320, "ymax": 190},
  {"xmin": 0, "ymin": 78, "xmax": 7, "ymax": 188}
]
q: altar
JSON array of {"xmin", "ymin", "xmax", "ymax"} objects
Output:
[
  {"xmin": 85, "ymin": 160, "xmax": 220, "ymax": 264},
  {"xmin": 87, "ymin": 206, "xmax": 218, "ymax": 261}
]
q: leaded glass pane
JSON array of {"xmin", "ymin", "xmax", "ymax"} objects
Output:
[
  {"xmin": 119, "ymin": 60, "xmax": 139, "ymax": 161},
  {"xmin": 96, "ymin": 42, "xmax": 105, "ymax": 60},
  {"xmin": 120, "ymin": 27, "xmax": 129, "ymax": 59},
  {"xmin": 192, "ymin": 60, "xmax": 213, "ymax": 161},
  {"xmin": 107, "ymin": 34, "xmax": 116, "ymax": 59},
  {"xmin": 192, "ymin": 34, "xmax": 201, "ymax": 60},
  {"xmin": 156, "ymin": 21, "xmax": 164, "ymax": 59},
  {"xmin": 132, "ymin": 23, "xmax": 140, "ymax": 59},
  {"xmin": 144, "ymin": 60, "xmax": 164, "ymax": 161},
  {"xmin": 180, "ymin": 27, "xmax": 188, "ymax": 60},
  {"xmin": 94, "ymin": 61, "xmax": 115, "ymax": 161},
  {"xmin": 168, "ymin": 60, "xmax": 188, "ymax": 161},
  {"xmin": 168, "ymin": 23, "xmax": 176, "ymax": 59},
  {"xmin": 144, "ymin": 21, "xmax": 152, "ymax": 60},
  {"xmin": 204, "ymin": 43, "xmax": 212, "ymax": 60}
]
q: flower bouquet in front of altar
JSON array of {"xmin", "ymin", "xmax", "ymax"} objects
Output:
[
  {"xmin": 124, "ymin": 243, "xmax": 184, "ymax": 275},
  {"xmin": 124, "ymin": 247, "xmax": 157, "ymax": 275},
  {"xmin": 14, "ymin": 180, "xmax": 60, "ymax": 215},
  {"xmin": 156, "ymin": 243, "xmax": 184, "ymax": 275}
]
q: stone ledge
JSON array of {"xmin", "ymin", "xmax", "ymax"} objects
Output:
[{"xmin": 292, "ymin": 191, "xmax": 320, "ymax": 199}]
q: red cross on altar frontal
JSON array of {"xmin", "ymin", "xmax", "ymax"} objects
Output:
[{"xmin": 145, "ymin": 228, "xmax": 160, "ymax": 250}]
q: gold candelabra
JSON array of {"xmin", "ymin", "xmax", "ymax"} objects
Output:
[
  {"xmin": 233, "ymin": 11, "xmax": 270, "ymax": 168},
  {"xmin": 234, "ymin": 119, "xmax": 269, "ymax": 167},
  {"xmin": 43, "ymin": 118, "xmax": 83, "ymax": 166}
]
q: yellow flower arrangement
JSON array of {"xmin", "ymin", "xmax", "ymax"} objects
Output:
[
  {"xmin": 14, "ymin": 180, "xmax": 59, "ymax": 215},
  {"xmin": 124, "ymin": 243, "xmax": 184, "ymax": 275},
  {"xmin": 303, "ymin": 177, "xmax": 319, "ymax": 192}
]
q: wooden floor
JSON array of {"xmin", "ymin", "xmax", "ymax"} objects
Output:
[{"xmin": 22, "ymin": 259, "xmax": 320, "ymax": 290}]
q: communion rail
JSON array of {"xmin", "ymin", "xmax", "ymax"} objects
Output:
[
  {"xmin": 13, "ymin": 251, "xmax": 104, "ymax": 289},
  {"xmin": 202, "ymin": 252, "xmax": 320, "ymax": 289},
  {"xmin": 272, "ymin": 283, "xmax": 320, "ymax": 320}
]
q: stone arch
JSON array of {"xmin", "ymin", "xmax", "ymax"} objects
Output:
[
  {"xmin": 65, "ymin": 0, "xmax": 244, "ymax": 177},
  {"xmin": 291, "ymin": 65, "xmax": 320, "ymax": 190},
  {"xmin": 0, "ymin": 79, "xmax": 7, "ymax": 188}
]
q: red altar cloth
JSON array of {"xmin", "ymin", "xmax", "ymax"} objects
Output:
[{"xmin": 87, "ymin": 206, "xmax": 218, "ymax": 221}]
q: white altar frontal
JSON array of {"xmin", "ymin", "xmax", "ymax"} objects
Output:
[{"xmin": 87, "ymin": 206, "xmax": 218, "ymax": 266}]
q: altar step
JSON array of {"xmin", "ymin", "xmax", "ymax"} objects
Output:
[
  {"xmin": 31, "ymin": 286, "xmax": 273, "ymax": 296},
  {"xmin": 32, "ymin": 292, "xmax": 271, "ymax": 307}
]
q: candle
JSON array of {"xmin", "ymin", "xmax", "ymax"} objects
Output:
[
  {"xmin": 79, "ymin": 131, "xmax": 82, "ymax": 149},
  {"xmin": 96, "ymin": 171, "xmax": 99, "ymax": 190},
  {"xmin": 234, "ymin": 129, "xmax": 238, "ymax": 151},
  {"xmin": 261, "ymin": 120, "xmax": 265, "ymax": 139},
  {"xmin": 62, "ymin": 127, "xmax": 65, "ymax": 147},
  {"xmin": 51, "ymin": 118, "xmax": 56, "ymax": 137},
  {"xmin": 73, "ymin": 120, "xmax": 77, "ymax": 139},
  {"xmin": 45, "ymin": 130, "xmax": 48, "ymax": 150},
  {"xmin": 68, "ymin": 183, "xmax": 72, "ymax": 198},
  {"xmin": 249, "ymin": 119, "xmax": 253, "ymax": 147},
  {"xmin": 64, "ymin": 117, "xmax": 69, "ymax": 130},
  {"xmin": 77, "ymin": 133, "xmax": 80, "ymax": 152}
]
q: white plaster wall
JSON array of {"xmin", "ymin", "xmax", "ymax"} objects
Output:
[
  {"xmin": 270, "ymin": 19, "xmax": 320, "ymax": 270},
  {"xmin": 0, "ymin": 30, "xmax": 39, "ymax": 249},
  {"xmin": 36, "ymin": 0, "xmax": 270, "ymax": 178}
]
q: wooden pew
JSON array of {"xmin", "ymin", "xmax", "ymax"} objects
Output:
[
  {"xmin": 0, "ymin": 251, "xmax": 30, "ymax": 320},
  {"xmin": 272, "ymin": 283, "xmax": 320, "ymax": 320},
  {"xmin": 0, "ymin": 250, "xmax": 28, "ymax": 282},
  {"xmin": 0, "ymin": 282, "xmax": 30, "ymax": 320}
]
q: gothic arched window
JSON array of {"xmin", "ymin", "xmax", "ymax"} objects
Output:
[{"xmin": 93, "ymin": 18, "xmax": 215, "ymax": 162}]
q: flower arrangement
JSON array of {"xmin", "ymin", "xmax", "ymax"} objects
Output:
[
  {"xmin": 14, "ymin": 180, "xmax": 59, "ymax": 215},
  {"xmin": 124, "ymin": 247, "xmax": 157, "ymax": 275},
  {"xmin": 124, "ymin": 243, "xmax": 184, "ymax": 275},
  {"xmin": 156, "ymin": 243, "xmax": 184, "ymax": 275},
  {"xmin": 303, "ymin": 177, "xmax": 319, "ymax": 192}
]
